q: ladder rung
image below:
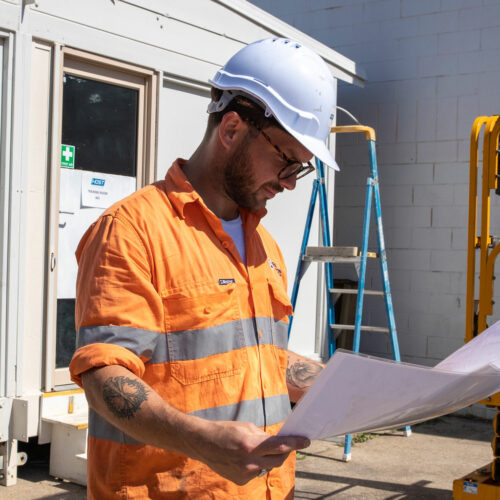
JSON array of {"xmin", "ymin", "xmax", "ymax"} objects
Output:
[
  {"xmin": 329, "ymin": 288, "xmax": 385, "ymax": 296},
  {"xmin": 304, "ymin": 246, "xmax": 378, "ymax": 262},
  {"xmin": 306, "ymin": 246, "xmax": 358, "ymax": 257},
  {"xmin": 330, "ymin": 324, "xmax": 390, "ymax": 333},
  {"xmin": 303, "ymin": 255, "xmax": 378, "ymax": 263},
  {"xmin": 303, "ymin": 255, "xmax": 360, "ymax": 263}
]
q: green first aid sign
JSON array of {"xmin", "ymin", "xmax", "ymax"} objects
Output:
[{"xmin": 61, "ymin": 144, "xmax": 75, "ymax": 168}]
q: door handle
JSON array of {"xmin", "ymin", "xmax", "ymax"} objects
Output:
[{"xmin": 50, "ymin": 252, "xmax": 56, "ymax": 271}]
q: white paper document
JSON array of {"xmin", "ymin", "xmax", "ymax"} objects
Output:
[
  {"xmin": 81, "ymin": 171, "xmax": 135, "ymax": 209},
  {"xmin": 60, "ymin": 168, "xmax": 82, "ymax": 213},
  {"xmin": 279, "ymin": 322, "xmax": 500, "ymax": 440}
]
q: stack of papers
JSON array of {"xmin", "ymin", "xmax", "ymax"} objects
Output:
[{"xmin": 279, "ymin": 321, "xmax": 500, "ymax": 440}]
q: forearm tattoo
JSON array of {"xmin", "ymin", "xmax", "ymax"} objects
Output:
[
  {"xmin": 102, "ymin": 376, "xmax": 148, "ymax": 419},
  {"xmin": 287, "ymin": 360, "xmax": 323, "ymax": 389}
]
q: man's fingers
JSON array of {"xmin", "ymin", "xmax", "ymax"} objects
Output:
[
  {"xmin": 258, "ymin": 452, "xmax": 295, "ymax": 471},
  {"xmin": 256, "ymin": 435, "xmax": 310, "ymax": 455}
]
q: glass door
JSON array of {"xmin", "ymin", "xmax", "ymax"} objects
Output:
[{"xmin": 49, "ymin": 49, "xmax": 157, "ymax": 387}]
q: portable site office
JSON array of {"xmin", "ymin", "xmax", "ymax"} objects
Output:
[{"xmin": 0, "ymin": 0, "xmax": 364, "ymax": 485}]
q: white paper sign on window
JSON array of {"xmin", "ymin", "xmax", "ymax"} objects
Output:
[
  {"xmin": 60, "ymin": 168, "xmax": 82, "ymax": 213},
  {"xmin": 81, "ymin": 171, "xmax": 136, "ymax": 209}
]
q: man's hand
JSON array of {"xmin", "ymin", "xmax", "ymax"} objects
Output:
[{"xmin": 190, "ymin": 420, "xmax": 310, "ymax": 485}]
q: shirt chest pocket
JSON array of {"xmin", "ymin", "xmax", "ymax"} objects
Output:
[
  {"xmin": 267, "ymin": 278, "xmax": 293, "ymax": 323},
  {"xmin": 266, "ymin": 278, "xmax": 293, "ymax": 372},
  {"xmin": 161, "ymin": 280, "xmax": 248, "ymax": 385}
]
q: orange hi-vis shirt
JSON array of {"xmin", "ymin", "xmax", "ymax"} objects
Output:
[{"xmin": 70, "ymin": 160, "xmax": 295, "ymax": 499}]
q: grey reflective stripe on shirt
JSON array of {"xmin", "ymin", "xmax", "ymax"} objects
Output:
[
  {"xmin": 89, "ymin": 408, "xmax": 143, "ymax": 445},
  {"xmin": 189, "ymin": 393, "xmax": 292, "ymax": 428},
  {"xmin": 88, "ymin": 394, "xmax": 291, "ymax": 444},
  {"xmin": 77, "ymin": 318, "xmax": 288, "ymax": 365},
  {"xmin": 149, "ymin": 317, "xmax": 288, "ymax": 364},
  {"xmin": 77, "ymin": 325, "xmax": 160, "ymax": 359},
  {"xmin": 256, "ymin": 316, "xmax": 288, "ymax": 350}
]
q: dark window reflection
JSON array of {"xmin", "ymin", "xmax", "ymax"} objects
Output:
[
  {"xmin": 56, "ymin": 299, "xmax": 76, "ymax": 369},
  {"xmin": 62, "ymin": 74, "xmax": 139, "ymax": 177}
]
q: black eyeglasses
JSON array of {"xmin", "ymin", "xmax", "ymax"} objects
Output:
[{"xmin": 244, "ymin": 118, "xmax": 315, "ymax": 180}]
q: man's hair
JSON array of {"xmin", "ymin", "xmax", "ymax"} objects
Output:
[{"xmin": 206, "ymin": 87, "xmax": 282, "ymax": 137}]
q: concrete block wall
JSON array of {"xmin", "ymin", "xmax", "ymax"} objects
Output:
[{"xmin": 250, "ymin": 0, "xmax": 500, "ymax": 365}]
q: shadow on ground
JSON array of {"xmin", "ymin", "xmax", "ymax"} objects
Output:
[
  {"xmin": 294, "ymin": 470, "xmax": 451, "ymax": 499},
  {"xmin": 411, "ymin": 415, "xmax": 493, "ymax": 442},
  {"xmin": 15, "ymin": 440, "xmax": 86, "ymax": 499}
]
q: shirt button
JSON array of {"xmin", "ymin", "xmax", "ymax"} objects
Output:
[
  {"xmin": 222, "ymin": 241, "xmax": 229, "ymax": 248},
  {"xmin": 204, "ymin": 306, "xmax": 211, "ymax": 314}
]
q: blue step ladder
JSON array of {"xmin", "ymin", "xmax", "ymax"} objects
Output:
[{"xmin": 288, "ymin": 125, "xmax": 411, "ymax": 462}]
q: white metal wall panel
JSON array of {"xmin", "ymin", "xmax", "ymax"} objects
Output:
[
  {"xmin": 124, "ymin": 0, "xmax": 271, "ymax": 44},
  {"xmin": 5, "ymin": 31, "xmax": 32, "ymax": 397},
  {"xmin": 157, "ymin": 78, "xmax": 211, "ymax": 180},
  {"xmin": 22, "ymin": 40, "xmax": 52, "ymax": 394},
  {"xmin": 0, "ymin": 2, "xmax": 19, "ymax": 32},
  {"xmin": 0, "ymin": 35, "xmax": 6, "ymax": 398},
  {"xmin": 26, "ymin": 0, "xmax": 242, "ymax": 76},
  {"xmin": 0, "ymin": 29, "xmax": 15, "ymax": 398},
  {"xmin": 21, "ymin": 5, "xmax": 217, "ymax": 89}
]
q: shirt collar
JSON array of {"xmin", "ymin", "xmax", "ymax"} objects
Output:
[
  {"xmin": 164, "ymin": 159, "xmax": 267, "ymax": 231},
  {"xmin": 164, "ymin": 159, "xmax": 200, "ymax": 219}
]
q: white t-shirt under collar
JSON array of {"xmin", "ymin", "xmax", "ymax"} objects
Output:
[{"xmin": 221, "ymin": 215, "xmax": 246, "ymax": 265}]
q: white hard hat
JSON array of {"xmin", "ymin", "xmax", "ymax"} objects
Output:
[{"xmin": 208, "ymin": 38, "xmax": 339, "ymax": 170}]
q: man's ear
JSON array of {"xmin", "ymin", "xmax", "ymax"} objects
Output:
[{"xmin": 218, "ymin": 111, "xmax": 246, "ymax": 150}]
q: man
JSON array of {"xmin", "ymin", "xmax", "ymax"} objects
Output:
[{"xmin": 70, "ymin": 38, "xmax": 338, "ymax": 499}]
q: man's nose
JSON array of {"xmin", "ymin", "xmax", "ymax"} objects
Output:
[{"xmin": 279, "ymin": 174, "xmax": 297, "ymax": 191}]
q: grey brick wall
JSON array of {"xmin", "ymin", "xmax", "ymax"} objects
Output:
[{"xmin": 250, "ymin": 0, "xmax": 500, "ymax": 364}]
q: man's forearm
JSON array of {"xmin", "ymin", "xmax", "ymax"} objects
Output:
[
  {"xmin": 286, "ymin": 351, "xmax": 324, "ymax": 402},
  {"xmin": 82, "ymin": 364, "xmax": 205, "ymax": 456},
  {"xmin": 81, "ymin": 363, "xmax": 310, "ymax": 485}
]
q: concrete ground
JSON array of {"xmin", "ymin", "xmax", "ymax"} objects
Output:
[{"xmin": 2, "ymin": 414, "xmax": 496, "ymax": 499}]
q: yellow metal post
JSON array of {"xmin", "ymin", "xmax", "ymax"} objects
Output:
[
  {"xmin": 466, "ymin": 116, "xmax": 489, "ymax": 342},
  {"xmin": 478, "ymin": 117, "xmax": 500, "ymax": 332},
  {"xmin": 479, "ymin": 118, "xmax": 500, "ymax": 330}
]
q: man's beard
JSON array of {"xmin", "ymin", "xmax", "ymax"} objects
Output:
[{"xmin": 223, "ymin": 135, "xmax": 283, "ymax": 211}]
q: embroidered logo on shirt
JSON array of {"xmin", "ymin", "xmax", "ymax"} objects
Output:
[
  {"xmin": 268, "ymin": 258, "xmax": 282, "ymax": 277},
  {"xmin": 219, "ymin": 278, "xmax": 236, "ymax": 286}
]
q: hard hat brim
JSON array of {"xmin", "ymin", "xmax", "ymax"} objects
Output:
[{"xmin": 284, "ymin": 126, "xmax": 340, "ymax": 172}]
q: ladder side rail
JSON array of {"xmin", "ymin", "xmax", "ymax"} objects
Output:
[
  {"xmin": 373, "ymin": 181, "xmax": 400, "ymax": 359},
  {"xmin": 316, "ymin": 159, "xmax": 336, "ymax": 356},
  {"xmin": 370, "ymin": 141, "xmax": 411, "ymax": 438},
  {"xmin": 343, "ymin": 176, "xmax": 373, "ymax": 462},
  {"xmin": 369, "ymin": 140, "xmax": 400, "ymax": 360},
  {"xmin": 288, "ymin": 178, "xmax": 320, "ymax": 338},
  {"xmin": 352, "ymin": 178, "xmax": 373, "ymax": 353}
]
